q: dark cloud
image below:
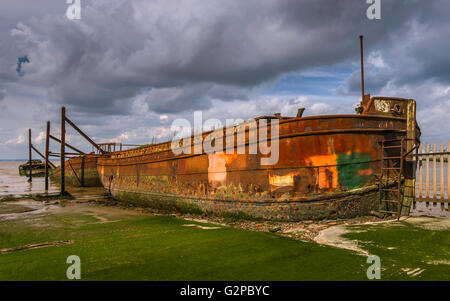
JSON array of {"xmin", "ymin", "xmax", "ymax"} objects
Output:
[
  {"xmin": 343, "ymin": 0, "xmax": 450, "ymax": 97},
  {"xmin": 2, "ymin": 0, "xmax": 425, "ymax": 114},
  {"xmin": 16, "ymin": 55, "xmax": 29, "ymax": 76},
  {"xmin": 1, "ymin": 0, "xmax": 450, "ymax": 158}
]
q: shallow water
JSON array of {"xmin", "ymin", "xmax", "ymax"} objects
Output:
[{"xmin": 0, "ymin": 161, "xmax": 59, "ymax": 197}]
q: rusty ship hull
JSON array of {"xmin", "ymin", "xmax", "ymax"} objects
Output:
[
  {"xmin": 96, "ymin": 97, "xmax": 420, "ymax": 220},
  {"xmin": 52, "ymin": 155, "xmax": 103, "ymax": 187}
]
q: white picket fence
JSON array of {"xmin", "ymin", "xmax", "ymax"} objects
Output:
[{"xmin": 412, "ymin": 141, "xmax": 449, "ymax": 217}]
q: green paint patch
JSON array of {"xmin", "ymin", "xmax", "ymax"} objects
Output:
[{"xmin": 337, "ymin": 153, "xmax": 372, "ymax": 189}]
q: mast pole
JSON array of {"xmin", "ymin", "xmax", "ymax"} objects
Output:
[{"xmin": 360, "ymin": 35, "xmax": 365, "ymax": 100}]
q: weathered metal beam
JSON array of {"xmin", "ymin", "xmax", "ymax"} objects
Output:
[
  {"xmin": 28, "ymin": 128, "xmax": 32, "ymax": 182},
  {"xmin": 49, "ymin": 152, "xmax": 106, "ymax": 157},
  {"xmin": 65, "ymin": 116, "xmax": 104, "ymax": 154},
  {"xmin": 67, "ymin": 160, "xmax": 83, "ymax": 187},
  {"xmin": 49, "ymin": 134, "xmax": 85, "ymax": 154}
]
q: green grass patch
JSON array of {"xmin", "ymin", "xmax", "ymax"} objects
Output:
[
  {"xmin": 1, "ymin": 208, "xmax": 448, "ymax": 281},
  {"xmin": 0, "ymin": 213, "xmax": 368, "ymax": 281},
  {"xmin": 342, "ymin": 218, "xmax": 450, "ymax": 280}
]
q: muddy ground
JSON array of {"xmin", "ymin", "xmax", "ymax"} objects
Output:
[{"xmin": 1, "ymin": 186, "xmax": 444, "ymax": 250}]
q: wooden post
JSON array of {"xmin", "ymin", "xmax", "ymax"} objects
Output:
[
  {"xmin": 433, "ymin": 143, "xmax": 437, "ymax": 199},
  {"xmin": 61, "ymin": 107, "xmax": 66, "ymax": 195},
  {"xmin": 440, "ymin": 143, "xmax": 444, "ymax": 199},
  {"xmin": 425, "ymin": 143, "xmax": 430, "ymax": 199},
  {"xmin": 45, "ymin": 121, "xmax": 50, "ymax": 191},
  {"xmin": 448, "ymin": 141, "xmax": 450, "ymax": 200},
  {"xmin": 81, "ymin": 156, "xmax": 85, "ymax": 187},
  {"xmin": 418, "ymin": 144, "xmax": 422, "ymax": 199},
  {"xmin": 28, "ymin": 128, "xmax": 32, "ymax": 182}
]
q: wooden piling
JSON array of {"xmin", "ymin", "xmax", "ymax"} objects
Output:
[
  {"xmin": 61, "ymin": 107, "xmax": 66, "ymax": 195},
  {"xmin": 425, "ymin": 143, "xmax": 430, "ymax": 198},
  {"xmin": 448, "ymin": 141, "xmax": 450, "ymax": 199},
  {"xmin": 440, "ymin": 143, "xmax": 444, "ymax": 199},
  {"xmin": 28, "ymin": 128, "xmax": 32, "ymax": 182},
  {"xmin": 45, "ymin": 121, "xmax": 50, "ymax": 191},
  {"xmin": 432, "ymin": 143, "xmax": 437, "ymax": 198},
  {"xmin": 82, "ymin": 156, "xmax": 85, "ymax": 186},
  {"xmin": 418, "ymin": 144, "xmax": 422, "ymax": 198}
]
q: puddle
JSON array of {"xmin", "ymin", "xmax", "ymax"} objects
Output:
[
  {"xmin": 183, "ymin": 224, "xmax": 222, "ymax": 230},
  {"xmin": 0, "ymin": 240, "xmax": 73, "ymax": 254},
  {"xmin": 182, "ymin": 217, "xmax": 226, "ymax": 226},
  {"xmin": 411, "ymin": 201, "xmax": 449, "ymax": 218},
  {"xmin": 0, "ymin": 200, "xmax": 58, "ymax": 220},
  {"xmin": 314, "ymin": 225, "xmax": 369, "ymax": 255},
  {"xmin": 427, "ymin": 260, "xmax": 450, "ymax": 265},
  {"xmin": 402, "ymin": 267, "xmax": 425, "ymax": 277},
  {"xmin": 403, "ymin": 216, "xmax": 450, "ymax": 230}
]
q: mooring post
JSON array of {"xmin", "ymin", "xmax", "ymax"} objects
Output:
[
  {"xmin": 28, "ymin": 128, "xmax": 32, "ymax": 182},
  {"xmin": 61, "ymin": 107, "xmax": 66, "ymax": 195},
  {"xmin": 81, "ymin": 155, "xmax": 85, "ymax": 187},
  {"xmin": 44, "ymin": 121, "xmax": 50, "ymax": 191}
]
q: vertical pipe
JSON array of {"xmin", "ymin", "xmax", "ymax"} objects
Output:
[
  {"xmin": 360, "ymin": 35, "xmax": 365, "ymax": 100},
  {"xmin": 433, "ymin": 143, "xmax": 437, "ymax": 199},
  {"xmin": 61, "ymin": 107, "xmax": 66, "ymax": 195},
  {"xmin": 45, "ymin": 121, "xmax": 50, "ymax": 191},
  {"xmin": 28, "ymin": 128, "xmax": 32, "ymax": 182}
]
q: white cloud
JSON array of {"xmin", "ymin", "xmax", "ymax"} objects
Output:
[{"xmin": 4, "ymin": 134, "xmax": 25, "ymax": 145}]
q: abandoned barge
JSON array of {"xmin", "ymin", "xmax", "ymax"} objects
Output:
[
  {"xmin": 51, "ymin": 155, "xmax": 102, "ymax": 187},
  {"xmin": 94, "ymin": 96, "xmax": 420, "ymax": 220},
  {"xmin": 19, "ymin": 160, "xmax": 46, "ymax": 177}
]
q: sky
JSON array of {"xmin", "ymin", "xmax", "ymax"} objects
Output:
[{"xmin": 1, "ymin": 0, "xmax": 450, "ymax": 159}]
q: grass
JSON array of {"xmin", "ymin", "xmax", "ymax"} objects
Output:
[
  {"xmin": 342, "ymin": 218, "xmax": 450, "ymax": 280},
  {"xmin": 0, "ymin": 204, "xmax": 448, "ymax": 281},
  {"xmin": 0, "ymin": 212, "xmax": 368, "ymax": 281}
]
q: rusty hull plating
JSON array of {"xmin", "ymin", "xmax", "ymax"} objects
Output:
[
  {"xmin": 52, "ymin": 155, "xmax": 103, "ymax": 187},
  {"xmin": 95, "ymin": 96, "xmax": 420, "ymax": 221}
]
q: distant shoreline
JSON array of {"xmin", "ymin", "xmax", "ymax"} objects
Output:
[
  {"xmin": 0, "ymin": 159, "xmax": 58, "ymax": 163},
  {"xmin": 0, "ymin": 159, "xmax": 27, "ymax": 161}
]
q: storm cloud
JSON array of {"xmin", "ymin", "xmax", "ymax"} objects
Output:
[
  {"xmin": 0, "ymin": 0, "xmax": 450, "ymax": 158},
  {"xmin": 4, "ymin": 0, "xmax": 425, "ymax": 112}
]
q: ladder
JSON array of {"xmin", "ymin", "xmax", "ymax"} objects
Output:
[{"xmin": 379, "ymin": 138, "xmax": 405, "ymax": 219}]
